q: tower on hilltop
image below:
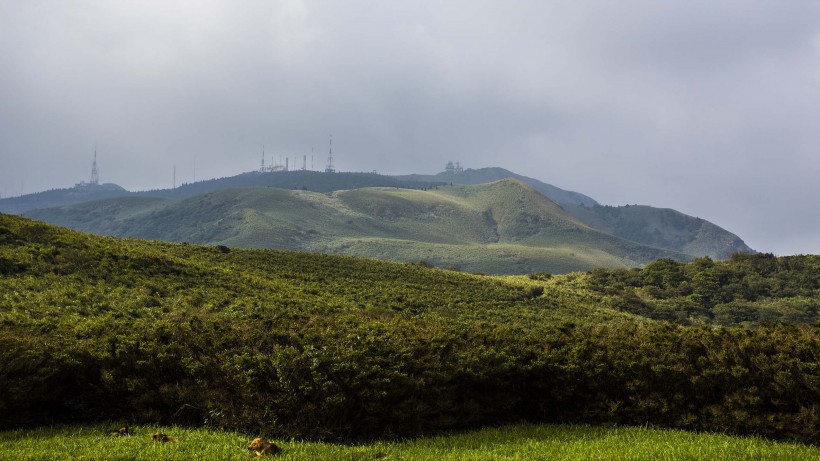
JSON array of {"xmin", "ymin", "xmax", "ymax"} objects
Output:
[
  {"xmin": 325, "ymin": 135, "xmax": 335, "ymax": 173},
  {"xmin": 90, "ymin": 146, "xmax": 99, "ymax": 185}
]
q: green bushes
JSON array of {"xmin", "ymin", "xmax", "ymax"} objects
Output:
[
  {"xmin": 1, "ymin": 214, "xmax": 819, "ymax": 443},
  {"xmin": 586, "ymin": 253, "xmax": 820, "ymax": 325},
  {"xmin": 2, "ymin": 312, "xmax": 819, "ymax": 442}
]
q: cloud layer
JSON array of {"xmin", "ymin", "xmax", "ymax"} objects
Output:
[{"xmin": 2, "ymin": 0, "xmax": 819, "ymax": 254}]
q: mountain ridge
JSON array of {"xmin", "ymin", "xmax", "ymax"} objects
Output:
[
  {"xmin": 5, "ymin": 166, "xmax": 753, "ymax": 260},
  {"xmin": 395, "ymin": 167, "xmax": 599, "ymax": 207},
  {"xmin": 26, "ymin": 179, "xmax": 687, "ymax": 274}
]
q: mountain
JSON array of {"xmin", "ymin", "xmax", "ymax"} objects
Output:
[
  {"xmin": 6, "ymin": 167, "xmax": 753, "ymax": 261},
  {"xmin": 0, "ymin": 183, "xmax": 128, "ymax": 214},
  {"xmin": 139, "ymin": 170, "xmax": 446, "ymax": 200},
  {"xmin": 26, "ymin": 179, "xmax": 685, "ymax": 274},
  {"xmin": 0, "ymin": 171, "xmax": 443, "ymax": 215},
  {"xmin": 562, "ymin": 203, "xmax": 753, "ymax": 260},
  {"xmin": 398, "ymin": 167, "xmax": 752, "ymax": 258},
  {"xmin": 396, "ymin": 167, "xmax": 599, "ymax": 207}
]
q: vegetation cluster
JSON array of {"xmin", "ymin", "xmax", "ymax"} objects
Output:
[
  {"xmin": 0, "ymin": 214, "xmax": 818, "ymax": 444},
  {"xmin": 587, "ymin": 254, "xmax": 820, "ymax": 325}
]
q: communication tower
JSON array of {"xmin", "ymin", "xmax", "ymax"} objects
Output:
[
  {"xmin": 90, "ymin": 146, "xmax": 99, "ymax": 185},
  {"xmin": 325, "ymin": 135, "xmax": 335, "ymax": 173}
]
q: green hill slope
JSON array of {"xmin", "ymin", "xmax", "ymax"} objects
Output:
[
  {"xmin": 0, "ymin": 172, "xmax": 442, "ymax": 215},
  {"xmin": 396, "ymin": 166, "xmax": 599, "ymax": 207},
  {"xmin": 402, "ymin": 167, "xmax": 753, "ymax": 258},
  {"xmin": 0, "ymin": 183, "xmax": 129, "ymax": 214},
  {"xmin": 2, "ymin": 167, "xmax": 754, "ymax": 260},
  {"xmin": 563, "ymin": 203, "xmax": 753, "ymax": 259},
  {"xmin": 27, "ymin": 179, "xmax": 685, "ymax": 274},
  {"xmin": 1, "ymin": 213, "xmax": 818, "ymax": 443}
]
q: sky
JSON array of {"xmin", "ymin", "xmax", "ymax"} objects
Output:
[{"xmin": 1, "ymin": 1, "xmax": 819, "ymax": 255}]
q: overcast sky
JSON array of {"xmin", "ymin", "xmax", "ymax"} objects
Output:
[{"xmin": 1, "ymin": 1, "xmax": 819, "ymax": 255}]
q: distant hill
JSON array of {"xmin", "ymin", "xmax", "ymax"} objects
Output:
[
  {"xmin": 398, "ymin": 167, "xmax": 752, "ymax": 258},
  {"xmin": 0, "ymin": 183, "xmax": 128, "ymax": 214},
  {"xmin": 562, "ymin": 203, "xmax": 753, "ymax": 260},
  {"xmin": 138, "ymin": 170, "xmax": 446, "ymax": 200},
  {"xmin": 26, "ymin": 179, "xmax": 685, "ymax": 274},
  {"xmin": 0, "ymin": 171, "xmax": 442, "ymax": 215},
  {"xmin": 6, "ymin": 167, "xmax": 754, "ymax": 260},
  {"xmin": 395, "ymin": 167, "xmax": 599, "ymax": 207}
]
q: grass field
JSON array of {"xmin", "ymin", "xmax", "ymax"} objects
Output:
[{"xmin": 1, "ymin": 424, "xmax": 817, "ymax": 461}]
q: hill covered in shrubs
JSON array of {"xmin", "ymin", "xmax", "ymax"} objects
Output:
[{"xmin": 0, "ymin": 214, "xmax": 818, "ymax": 443}]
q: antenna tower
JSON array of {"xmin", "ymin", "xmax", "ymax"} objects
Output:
[
  {"xmin": 325, "ymin": 135, "xmax": 335, "ymax": 173},
  {"xmin": 90, "ymin": 145, "xmax": 99, "ymax": 185},
  {"xmin": 260, "ymin": 146, "xmax": 266, "ymax": 172}
]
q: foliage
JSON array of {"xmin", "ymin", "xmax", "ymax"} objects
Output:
[
  {"xmin": 585, "ymin": 254, "xmax": 820, "ymax": 325},
  {"xmin": 1, "ymin": 214, "xmax": 819, "ymax": 444}
]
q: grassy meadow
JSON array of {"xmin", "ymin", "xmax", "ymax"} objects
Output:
[{"xmin": 1, "ymin": 424, "xmax": 817, "ymax": 461}]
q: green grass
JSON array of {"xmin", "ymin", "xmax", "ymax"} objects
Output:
[{"xmin": 1, "ymin": 424, "xmax": 817, "ymax": 461}]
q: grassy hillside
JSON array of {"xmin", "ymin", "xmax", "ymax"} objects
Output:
[
  {"xmin": 0, "ymin": 183, "xmax": 128, "ymax": 214},
  {"xmin": 401, "ymin": 168, "xmax": 752, "ymax": 258},
  {"xmin": 2, "ymin": 424, "xmax": 818, "ymax": 461},
  {"xmin": 0, "ymin": 172, "xmax": 444, "ymax": 215},
  {"xmin": 27, "ymin": 180, "xmax": 684, "ymax": 274},
  {"xmin": 564, "ymin": 203, "xmax": 753, "ymax": 259},
  {"xmin": 5, "ymin": 167, "xmax": 754, "ymax": 261},
  {"xmin": 395, "ymin": 166, "xmax": 600, "ymax": 207},
  {"xmin": 1, "ymin": 213, "xmax": 819, "ymax": 443},
  {"xmin": 139, "ymin": 170, "xmax": 447, "ymax": 200}
]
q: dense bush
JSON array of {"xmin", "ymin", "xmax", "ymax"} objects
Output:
[
  {"xmin": 1, "ymin": 214, "xmax": 819, "ymax": 443},
  {"xmin": 2, "ymin": 314, "xmax": 818, "ymax": 442},
  {"xmin": 587, "ymin": 254, "xmax": 820, "ymax": 325}
]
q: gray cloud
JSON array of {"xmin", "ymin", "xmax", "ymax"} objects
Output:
[{"xmin": 1, "ymin": 0, "xmax": 819, "ymax": 254}]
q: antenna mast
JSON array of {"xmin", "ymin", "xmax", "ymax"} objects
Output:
[
  {"xmin": 325, "ymin": 135, "xmax": 335, "ymax": 173},
  {"xmin": 90, "ymin": 145, "xmax": 99, "ymax": 185}
]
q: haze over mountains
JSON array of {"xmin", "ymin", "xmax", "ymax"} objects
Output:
[{"xmin": 5, "ymin": 167, "xmax": 752, "ymax": 274}]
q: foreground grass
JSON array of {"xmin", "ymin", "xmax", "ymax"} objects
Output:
[{"xmin": 1, "ymin": 424, "xmax": 817, "ymax": 461}]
